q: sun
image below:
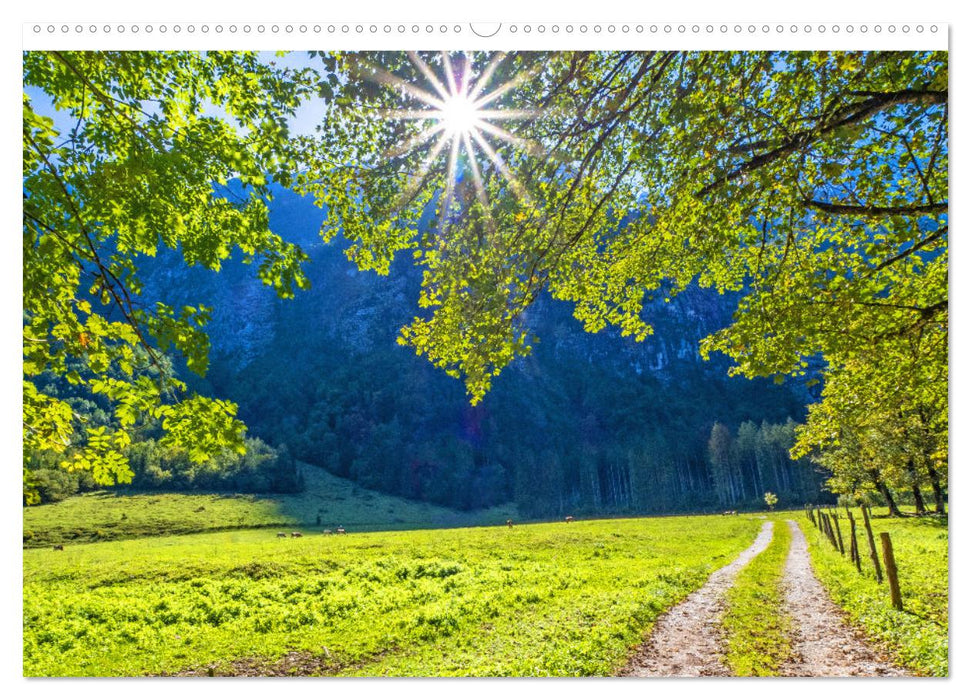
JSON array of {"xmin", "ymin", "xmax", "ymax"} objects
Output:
[
  {"xmin": 439, "ymin": 93, "xmax": 480, "ymax": 136},
  {"xmin": 359, "ymin": 52, "xmax": 541, "ymax": 229}
]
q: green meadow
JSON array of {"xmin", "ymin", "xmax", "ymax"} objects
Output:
[
  {"xmin": 23, "ymin": 464, "xmax": 516, "ymax": 548},
  {"xmin": 24, "ymin": 513, "xmax": 761, "ymax": 677}
]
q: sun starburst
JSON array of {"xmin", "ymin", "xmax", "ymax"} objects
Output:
[{"xmin": 365, "ymin": 52, "xmax": 541, "ymax": 231}]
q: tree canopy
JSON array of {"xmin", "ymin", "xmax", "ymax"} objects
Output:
[
  {"xmin": 23, "ymin": 51, "xmax": 318, "ymax": 501},
  {"xmin": 23, "ymin": 50, "xmax": 947, "ymax": 506},
  {"xmin": 306, "ymin": 50, "xmax": 947, "ymax": 504}
]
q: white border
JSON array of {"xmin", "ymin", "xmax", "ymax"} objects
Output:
[
  {"xmin": 6, "ymin": 0, "xmax": 959, "ymax": 698},
  {"xmin": 23, "ymin": 21, "xmax": 947, "ymax": 51}
]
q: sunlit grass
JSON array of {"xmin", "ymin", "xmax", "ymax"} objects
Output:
[
  {"xmin": 23, "ymin": 514, "xmax": 762, "ymax": 677},
  {"xmin": 722, "ymin": 519, "xmax": 792, "ymax": 676},
  {"xmin": 23, "ymin": 463, "xmax": 516, "ymax": 548}
]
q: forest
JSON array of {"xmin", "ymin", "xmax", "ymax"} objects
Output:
[{"xmin": 23, "ymin": 50, "xmax": 947, "ymax": 518}]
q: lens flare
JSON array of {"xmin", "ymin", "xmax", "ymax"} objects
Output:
[{"xmin": 369, "ymin": 52, "xmax": 542, "ymax": 229}]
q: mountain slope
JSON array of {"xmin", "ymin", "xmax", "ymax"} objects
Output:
[{"xmin": 23, "ymin": 463, "xmax": 517, "ymax": 548}]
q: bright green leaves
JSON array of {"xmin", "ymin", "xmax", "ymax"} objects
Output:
[
  {"xmin": 309, "ymin": 50, "xmax": 947, "ymax": 500},
  {"xmin": 156, "ymin": 396, "xmax": 246, "ymax": 464},
  {"xmin": 145, "ymin": 303, "xmax": 212, "ymax": 377},
  {"xmin": 60, "ymin": 427, "xmax": 134, "ymax": 487},
  {"xmin": 23, "ymin": 381, "xmax": 74, "ymax": 457},
  {"xmin": 23, "ymin": 51, "xmax": 323, "ymax": 492}
]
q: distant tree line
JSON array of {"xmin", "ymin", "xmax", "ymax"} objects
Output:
[
  {"xmin": 707, "ymin": 421, "xmax": 825, "ymax": 509},
  {"xmin": 27, "ymin": 438, "xmax": 302, "ymax": 505},
  {"xmin": 24, "ymin": 365, "xmax": 302, "ymax": 505}
]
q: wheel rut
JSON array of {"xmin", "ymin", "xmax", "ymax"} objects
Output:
[{"xmin": 778, "ymin": 519, "xmax": 907, "ymax": 677}]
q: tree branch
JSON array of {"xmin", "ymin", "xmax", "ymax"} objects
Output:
[
  {"xmin": 697, "ymin": 89, "xmax": 948, "ymax": 198},
  {"xmin": 805, "ymin": 200, "xmax": 948, "ymax": 217}
]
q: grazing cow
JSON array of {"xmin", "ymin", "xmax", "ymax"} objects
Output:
[
  {"xmin": 276, "ymin": 532, "xmax": 288, "ymax": 538},
  {"xmin": 722, "ymin": 510, "xmax": 738, "ymax": 516},
  {"xmin": 52, "ymin": 544, "xmax": 64, "ymax": 551},
  {"xmin": 565, "ymin": 516, "xmax": 574, "ymax": 523},
  {"xmin": 336, "ymin": 527, "xmax": 347, "ymax": 535},
  {"xmin": 506, "ymin": 519, "xmax": 514, "ymax": 528},
  {"xmin": 291, "ymin": 531, "xmax": 303, "ymax": 538},
  {"xmin": 323, "ymin": 529, "xmax": 332, "ymax": 535}
]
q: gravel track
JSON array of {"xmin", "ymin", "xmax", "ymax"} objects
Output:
[
  {"xmin": 777, "ymin": 519, "xmax": 907, "ymax": 677},
  {"xmin": 621, "ymin": 520, "xmax": 774, "ymax": 677}
]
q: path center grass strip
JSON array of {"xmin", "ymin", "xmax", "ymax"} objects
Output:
[
  {"xmin": 23, "ymin": 515, "xmax": 761, "ymax": 677},
  {"xmin": 721, "ymin": 519, "xmax": 791, "ymax": 676},
  {"xmin": 798, "ymin": 512, "xmax": 948, "ymax": 676}
]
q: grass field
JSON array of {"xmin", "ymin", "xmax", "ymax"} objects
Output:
[
  {"xmin": 23, "ymin": 514, "xmax": 763, "ymax": 677},
  {"xmin": 798, "ymin": 509, "xmax": 948, "ymax": 676},
  {"xmin": 23, "ymin": 463, "xmax": 516, "ymax": 548},
  {"xmin": 722, "ymin": 519, "xmax": 792, "ymax": 676}
]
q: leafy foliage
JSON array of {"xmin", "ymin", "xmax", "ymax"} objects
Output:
[
  {"xmin": 312, "ymin": 51, "xmax": 947, "ymax": 501},
  {"xmin": 23, "ymin": 51, "xmax": 319, "ymax": 499},
  {"xmin": 24, "ymin": 50, "xmax": 948, "ymax": 508}
]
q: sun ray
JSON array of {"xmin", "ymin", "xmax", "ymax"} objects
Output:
[
  {"xmin": 473, "ymin": 65, "xmax": 540, "ymax": 109},
  {"xmin": 461, "ymin": 131, "xmax": 495, "ymax": 233},
  {"xmin": 469, "ymin": 128, "xmax": 530, "ymax": 204},
  {"xmin": 385, "ymin": 122, "xmax": 447, "ymax": 159},
  {"xmin": 440, "ymin": 135, "xmax": 462, "ymax": 234},
  {"xmin": 407, "ymin": 51, "xmax": 451, "ymax": 102},
  {"xmin": 377, "ymin": 109, "xmax": 442, "ymax": 121},
  {"xmin": 397, "ymin": 130, "xmax": 452, "ymax": 207},
  {"xmin": 351, "ymin": 58, "xmax": 444, "ymax": 109},
  {"xmin": 476, "ymin": 109, "xmax": 542, "ymax": 122},
  {"xmin": 474, "ymin": 120, "xmax": 543, "ymax": 157},
  {"xmin": 467, "ymin": 52, "xmax": 507, "ymax": 102},
  {"xmin": 441, "ymin": 52, "xmax": 460, "ymax": 97}
]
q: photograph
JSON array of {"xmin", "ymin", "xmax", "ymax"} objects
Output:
[{"xmin": 22, "ymin": 39, "xmax": 948, "ymax": 678}]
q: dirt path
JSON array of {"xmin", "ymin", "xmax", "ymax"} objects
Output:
[
  {"xmin": 778, "ymin": 519, "xmax": 907, "ymax": 677},
  {"xmin": 622, "ymin": 520, "xmax": 774, "ymax": 677}
]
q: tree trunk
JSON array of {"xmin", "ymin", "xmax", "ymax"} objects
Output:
[
  {"xmin": 927, "ymin": 463, "xmax": 947, "ymax": 514},
  {"xmin": 910, "ymin": 483, "xmax": 927, "ymax": 515},
  {"xmin": 870, "ymin": 472, "xmax": 903, "ymax": 517},
  {"xmin": 906, "ymin": 459, "xmax": 927, "ymax": 515}
]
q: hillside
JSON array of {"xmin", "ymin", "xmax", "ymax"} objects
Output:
[
  {"xmin": 23, "ymin": 463, "xmax": 517, "ymax": 548},
  {"xmin": 134, "ymin": 186, "xmax": 827, "ymax": 517}
]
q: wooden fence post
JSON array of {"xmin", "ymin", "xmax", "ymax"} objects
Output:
[
  {"xmin": 880, "ymin": 532, "xmax": 903, "ymax": 611},
  {"xmin": 808, "ymin": 507, "xmax": 816, "ymax": 527},
  {"xmin": 861, "ymin": 505, "xmax": 883, "ymax": 583},
  {"xmin": 848, "ymin": 513, "xmax": 862, "ymax": 572},
  {"xmin": 831, "ymin": 512, "xmax": 845, "ymax": 556},
  {"xmin": 822, "ymin": 513, "xmax": 838, "ymax": 551}
]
